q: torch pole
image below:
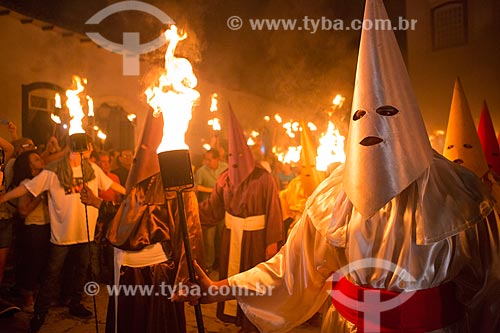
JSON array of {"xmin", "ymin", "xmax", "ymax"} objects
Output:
[
  {"xmin": 71, "ymin": 133, "xmax": 98, "ymax": 333},
  {"xmin": 158, "ymin": 150, "xmax": 204, "ymax": 333},
  {"xmin": 80, "ymin": 152, "xmax": 99, "ymax": 333},
  {"xmin": 176, "ymin": 189, "xmax": 205, "ymax": 333}
]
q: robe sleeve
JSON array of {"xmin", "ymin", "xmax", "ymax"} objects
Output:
[
  {"xmin": 228, "ymin": 213, "xmax": 342, "ymax": 332},
  {"xmin": 454, "ymin": 210, "xmax": 500, "ymax": 332},
  {"xmin": 198, "ymin": 173, "xmax": 227, "ymax": 226},
  {"xmin": 94, "ymin": 200, "xmax": 119, "ymax": 244},
  {"xmin": 263, "ymin": 172, "xmax": 284, "ymax": 247}
]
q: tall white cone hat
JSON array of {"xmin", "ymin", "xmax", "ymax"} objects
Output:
[{"xmin": 343, "ymin": 0, "xmax": 433, "ymax": 218}]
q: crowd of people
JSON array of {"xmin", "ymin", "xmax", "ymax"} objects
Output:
[
  {"xmin": 0, "ymin": 122, "xmax": 135, "ymax": 330},
  {"xmin": 0, "ymin": 113, "xmax": 292, "ymax": 332}
]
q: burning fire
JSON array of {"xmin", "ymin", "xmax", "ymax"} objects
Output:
[
  {"xmin": 97, "ymin": 130, "xmax": 107, "ymax": 141},
  {"xmin": 51, "ymin": 114, "xmax": 61, "ymax": 125},
  {"xmin": 283, "ymin": 121, "xmax": 299, "ymax": 138},
  {"xmin": 51, "ymin": 93, "xmax": 63, "ymax": 129},
  {"xmin": 208, "ymin": 93, "xmax": 221, "ymax": 131},
  {"xmin": 247, "ymin": 130, "xmax": 260, "ymax": 146},
  {"xmin": 332, "ymin": 94, "xmax": 345, "ymax": 107},
  {"xmin": 316, "ymin": 121, "xmax": 345, "ymax": 171},
  {"xmin": 54, "ymin": 93, "xmax": 62, "ymax": 109},
  {"xmin": 273, "ymin": 146, "xmax": 302, "ymax": 165},
  {"xmin": 65, "ymin": 75, "xmax": 92, "ymax": 136},
  {"xmin": 146, "ymin": 25, "xmax": 200, "ymax": 153},
  {"xmin": 274, "ymin": 114, "xmax": 282, "ymax": 124},
  {"xmin": 307, "ymin": 122, "xmax": 317, "ymax": 131}
]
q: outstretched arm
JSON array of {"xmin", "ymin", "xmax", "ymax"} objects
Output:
[
  {"xmin": 0, "ymin": 184, "xmax": 29, "ymax": 203},
  {"xmin": 0, "ymin": 135, "xmax": 14, "ymax": 163},
  {"xmin": 110, "ymin": 181, "xmax": 126, "ymax": 195},
  {"xmin": 172, "ymin": 261, "xmax": 233, "ymax": 305}
]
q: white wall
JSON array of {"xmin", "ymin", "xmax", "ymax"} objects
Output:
[{"xmin": 0, "ymin": 12, "xmax": 150, "ymax": 142}]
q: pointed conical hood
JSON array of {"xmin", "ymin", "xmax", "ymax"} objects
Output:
[
  {"xmin": 299, "ymin": 122, "xmax": 324, "ymax": 197},
  {"xmin": 478, "ymin": 101, "xmax": 500, "ymax": 174},
  {"xmin": 343, "ymin": 0, "xmax": 433, "ymax": 218},
  {"xmin": 443, "ymin": 78, "xmax": 488, "ymax": 177},
  {"xmin": 125, "ymin": 110, "xmax": 161, "ymax": 192},
  {"xmin": 227, "ymin": 103, "xmax": 255, "ymax": 189}
]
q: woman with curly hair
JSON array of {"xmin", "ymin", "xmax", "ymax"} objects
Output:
[{"xmin": 12, "ymin": 150, "xmax": 50, "ymax": 312}]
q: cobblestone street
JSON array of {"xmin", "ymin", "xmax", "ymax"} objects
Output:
[{"xmin": 0, "ymin": 281, "xmax": 322, "ymax": 333}]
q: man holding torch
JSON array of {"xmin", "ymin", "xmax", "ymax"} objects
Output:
[{"xmin": 0, "ymin": 137, "xmax": 125, "ymax": 332}]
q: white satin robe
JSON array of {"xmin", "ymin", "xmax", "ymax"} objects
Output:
[{"xmin": 228, "ymin": 153, "xmax": 500, "ymax": 332}]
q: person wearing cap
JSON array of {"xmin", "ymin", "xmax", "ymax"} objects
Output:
[
  {"xmin": 198, "ymin": 104, "xmax": 284, "ymax": 333},
  {"xmin": 0, "ymin": 138, "xmax": 125, "ymax": 332},
  {"xmin": 182, "ymin": 1, "xmax": 500, "ymax": 332}
]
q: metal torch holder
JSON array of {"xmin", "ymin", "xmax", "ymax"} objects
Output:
[
  {"xmin": 69, "ymin": 133, "xmax": 89, "ymax": 153},
  {"xmin": 158, "ymin": 150, "xmax": 205, "ymax": 333},
  {"xmin": 69, "ymin": 132, "xmax": 99, "ymax": 333}
]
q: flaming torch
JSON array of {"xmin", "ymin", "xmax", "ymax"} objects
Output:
[
  {"xmin": 316, "ymin": 120, "xmax": 346, "ymax": 172},
  {"xmin": 145, "ymin": 25, "xmax": 204, "ymax": 333},
  {"xmin": 66, "ymin": 76, "xmax": 91, "ymax": 152},
  {"xmin": 65, "ymin": 75, "xmax": 99, "ymax": 332},
  {"xmin": 51, "ymin": 93, "xmax": 63, "ymax": 137},
  {"xmin": 207, "ymin": 93, "xmax": 221, "ymax": 149}
]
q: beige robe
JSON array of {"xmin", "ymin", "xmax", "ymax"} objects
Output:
[{"xmin": 229, "ymin": 153, "xmax": 500, "ymax": 332}]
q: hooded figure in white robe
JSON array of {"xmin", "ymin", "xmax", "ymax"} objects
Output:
[{"xmin": 213, "ymin": 1, "xmax": 500, "ymax": 332}]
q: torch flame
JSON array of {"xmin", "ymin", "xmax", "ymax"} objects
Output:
[
  {"xmin": 97, "ymin": 130, "xmax": 107, "ymax": 140},
  {"xmin": 210, "ymin": 93, "xmax": 218, "ymax": 112},
  {"xmin": 208, "ymin": 118, "xmax": 221, "ymax": 131},
  {"xmin": 146, "ymin": 25, "xmax": 200, "ymax": 153},
  {"xmin": 274, "ymin": 146, "xmax": 302, "ymax": 164},
  {"xmin": 274, "ymin": 114, "xmax": 282, "ymax": 124},
  {"xmin": 332, "ymin": 94, "xmax": 344, "ymax": 107},
  {"xmin": 283, "ymin": 121, "xmax": 296, "ymax": 138},
  {"xmin": 97, "ymin": 130, "xmax": 108, "ymax": 140},
  {"xmin": 316, "ymin": 121, "xmax": 346, "ymax": 171},
  {"xmin": 208, "ymin": 93, "xmax": 221, "ymax": 131},
  {"xmin": 66, "ymin": 75, "xmax": 87, "ymax": 136},
  {"xmin": 51, "ymin": 114, "xmax": 61, "ymax": 124},
  {"xmin": 307, "ymin": 122, "xmax": 317, "ymax": 131},
  {"xmin": 87, "ymin": 96, "xmax": 94, "ymax": 117},
  {"xmin": 54, "ymin": 93, "xmax": 62, "ymax": 109}
]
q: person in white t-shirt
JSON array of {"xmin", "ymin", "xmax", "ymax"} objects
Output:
[{"xmin": 0, "ymin": 144, "xmax": 125, "ymax": 332}]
